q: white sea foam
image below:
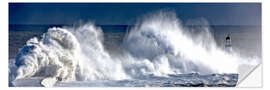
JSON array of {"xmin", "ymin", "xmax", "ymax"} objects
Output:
[
  {"xmin": 12, "ymin": 11, "xmax": 259, "ymax": 84},
  {"xmin": 14, "ymin": 24, "xmax": 129, "ymax": 83},
  {"xmin": 123, "ymin": 11, "xmax": 255, "ymax": 74}
]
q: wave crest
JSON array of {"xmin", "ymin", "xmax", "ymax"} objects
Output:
[{"xmin": 13, "ymin": 11, "xmax": 259, "ymax": 83}]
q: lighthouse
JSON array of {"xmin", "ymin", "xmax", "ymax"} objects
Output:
[{"xmin": 225, "ymin": 34, "xmax": 232, "ymax": 53}]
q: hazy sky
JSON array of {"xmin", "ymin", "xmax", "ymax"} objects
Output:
[{"xmin": 9, "ymin": 3, "xmax": 261, "ymax": 25}]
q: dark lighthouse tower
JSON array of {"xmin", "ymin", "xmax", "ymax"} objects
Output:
[{"xmin": 225, "ymin": 34, "xmax": 232, "ymax": 52}]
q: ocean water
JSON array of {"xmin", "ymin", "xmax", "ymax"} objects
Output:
[{"xmin": 8, "ymin": 12, "xmax": 261, "ymax": 87}]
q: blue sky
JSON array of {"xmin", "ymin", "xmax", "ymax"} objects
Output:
[{"xmin": 9, "ymin": 3, "xmax": 261, "ymax": 25}]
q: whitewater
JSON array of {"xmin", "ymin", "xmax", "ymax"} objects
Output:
[{"xmin": 9, "ymin": 11, "xmax": 260, "ymax": 87}]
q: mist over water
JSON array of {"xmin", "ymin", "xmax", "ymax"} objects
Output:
[{"xmin": 11, "ymin": 11, "xmax": 259, "ymax": 83}]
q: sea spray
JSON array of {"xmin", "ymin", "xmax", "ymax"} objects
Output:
[
  {"xmin": 15, "ymin": 28, "xmax": 80, "ymax": 82},
  {"xmin": 12, "ymin": 11, "xmax": 259, "ymax": 85},
  {"xmin": 122, "ymin": 11, "xmax": 257, "ymax": 74},
  {"xmin": 66, "ymin": 24, "xmax": 128, "ymax": 81},
  {"xmin": 14, "ymin": 23, "xmax": 129, "ymax": 83}
]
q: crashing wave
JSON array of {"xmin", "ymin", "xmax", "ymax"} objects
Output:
[{"xmin": 12, "ymin": 11, "xmax": 259, "ymax": 86}]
